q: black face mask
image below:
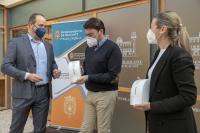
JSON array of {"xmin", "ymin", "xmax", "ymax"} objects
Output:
[{"xmin": 34, "ymin": 25, "xmax": 46, "ymax": 38}]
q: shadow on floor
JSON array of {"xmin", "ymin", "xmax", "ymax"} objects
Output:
[
  {"xmin": 46, "ymin": 127, "xmax": 79, "ymax": 133},
  {"xmin": 45, "ymin": 127, "xmax": 97, "ymax": 133}
]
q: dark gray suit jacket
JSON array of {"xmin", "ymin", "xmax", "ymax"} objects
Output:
[{"xmin": 1, "ymin": 34, "xmax": 58, "ymax": 99}]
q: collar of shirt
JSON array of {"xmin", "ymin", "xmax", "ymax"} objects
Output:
[
  {"xmin": 98, "ymin": 37, "xmax": 107, "ymax": 47},
  {"xmin": 27, "ymin": 33, "xmax": 42, "ymax": 44},
  {"xmin": 94, "ymin": 37, "xmax": 107, "ymax": 51}
]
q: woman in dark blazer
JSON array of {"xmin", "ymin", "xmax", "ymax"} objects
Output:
[{"xmin": 133, "ymin": 11, "xmax": 197, "ymax": 133}]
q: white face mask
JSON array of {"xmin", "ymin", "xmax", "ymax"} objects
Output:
[
  {"xmin": 86, "ymin": 37, "xmax": 98, "ymax": 47},
  {"xmin": 146, "ymin": 29, "xmax": 158, "ymax": 44}
]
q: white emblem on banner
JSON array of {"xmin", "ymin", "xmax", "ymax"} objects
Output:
[{"xmin": 64, "ymin": 95, "xmax": 76, "ymax": 117}]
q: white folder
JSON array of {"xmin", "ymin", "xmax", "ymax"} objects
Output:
[{"xmin": 130, "ymin": 79, "xmax": 150, "ymax": 105}]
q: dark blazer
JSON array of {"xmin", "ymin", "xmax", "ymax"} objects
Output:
[
  {"xmin": 1, "ymin": 34, "xmax": 58, "ymax": 99},
  {"xmin": 147, "ymin": 45, "xmax": 197, "ymax": 133}
]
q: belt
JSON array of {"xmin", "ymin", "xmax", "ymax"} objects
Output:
[{"xmin": 35, "ymin": 83, "xmax": 49, "ymax": 88}]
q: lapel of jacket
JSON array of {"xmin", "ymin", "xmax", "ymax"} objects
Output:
[
  {"xmin": 149, "ymin": 45, "xmax": 172, "ymax": 100},
  {"xmin": 24, "ymin": 34, "xmax": 36, "ymax": 64}
]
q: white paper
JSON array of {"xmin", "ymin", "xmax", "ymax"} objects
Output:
[
  {"xmin": 130, "ymin": 79, "xmax": 150, "ymax": 105},
  {"xmin": 68, "ymin": 61, "xmax": 81, "ymax": 83}
]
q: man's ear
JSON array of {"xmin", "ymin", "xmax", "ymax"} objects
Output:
[
  {"xmin": 28, "ymin": 23, "xmax": 34, "ymax": 29},
  {"xmin": 99, "ymin": 29, "xmax": 104, "ymax": 34},
  {"xmin": 28, "ymin": 23, "xmax": 31, "ymax": 28}
]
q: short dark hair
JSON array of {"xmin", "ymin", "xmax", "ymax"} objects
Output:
[
  {"xmin": 84, "ymin": 17, "xmax": 105, "ymax": 34},
  {"xmin": 28, "ymin": 13, "xmax": 45, "ymax": 24}
]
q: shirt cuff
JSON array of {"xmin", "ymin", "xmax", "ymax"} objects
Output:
[{"xmin": 24, "ymin": 72, "xmax": 30, "ymax": 80}]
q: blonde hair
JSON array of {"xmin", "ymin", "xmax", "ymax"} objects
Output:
[{"xmin": 154, "ymin": 11, "xmax": 190, "ymax": 52}]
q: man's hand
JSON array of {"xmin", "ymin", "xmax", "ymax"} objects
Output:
[
  {"xmin": 74, "ymin": 75, "xmax": 88, "ymax": 84},
  {"xmin": 53, "ymin": 69, "xmax": 61, "ymax": 78},
  {"xmin": 133, "ymin": 102, "xmax": 151, "ymax": 111},
  {"xmin": 27, "ymin": 73, "xmax": 43, "ymax": 82}
]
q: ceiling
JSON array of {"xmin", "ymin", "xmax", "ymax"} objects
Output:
[{"xmin": 0, "ymin": 0, "xmax": 32, "ymax": 8}]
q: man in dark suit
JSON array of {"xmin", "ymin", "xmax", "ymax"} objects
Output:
[{"xmin": 1, "ymin": 13, "xmax": 61, "ymax": 133}]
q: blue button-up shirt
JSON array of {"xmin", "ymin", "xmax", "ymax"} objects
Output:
[{"xmin": 28, "ymin": 34, "xmax": 48, "ymax": 85}]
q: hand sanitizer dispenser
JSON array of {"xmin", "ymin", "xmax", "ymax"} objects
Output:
[{"xmin": 130, "ymin": 79, "xmax": 150, "ymax": 105}]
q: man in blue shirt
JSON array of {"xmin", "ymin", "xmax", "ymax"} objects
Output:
[{"xmin": 1, "ymin": 13, "xmax": 61, "ymax": 133}]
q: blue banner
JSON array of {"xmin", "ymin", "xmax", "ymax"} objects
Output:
[{"xmin": 52, "ymin": 20, "xmax": 86, "ymax": 57}]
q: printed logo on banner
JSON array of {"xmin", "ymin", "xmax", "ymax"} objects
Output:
[
  {"xmin": 55, "ymin": 31, "xmax": 61, "ymax": 39},
  {"xmin": 64, "ymin": 95, "xmax": 77, "ymax": 118}
]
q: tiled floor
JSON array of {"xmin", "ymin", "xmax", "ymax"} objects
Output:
[
  {"xmin": 0, "ymin": 109, "xmax": 33, "ymax": 133},
  {"xmin": 0, "ymin": 109, "xmax": 78, "ymax": 133}
]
